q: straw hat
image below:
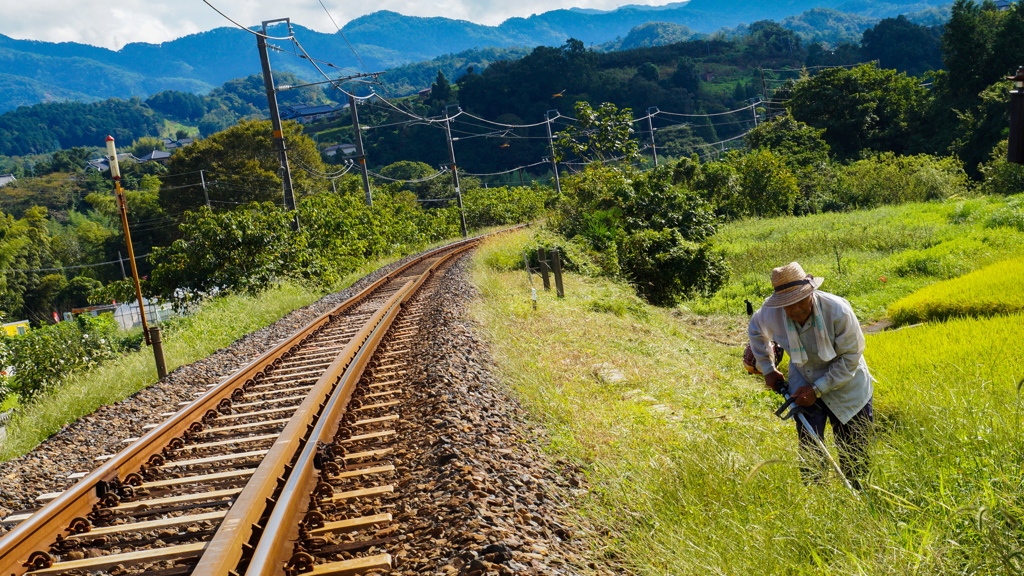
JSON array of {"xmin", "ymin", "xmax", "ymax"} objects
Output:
[{"xmin": 763, "ymin": 262, "xmax": 823, "ymax": 308}]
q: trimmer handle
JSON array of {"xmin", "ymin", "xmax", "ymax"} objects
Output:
[{"xmin": 772, "ymin": 380, "xmax": 808, "ymax": 421}]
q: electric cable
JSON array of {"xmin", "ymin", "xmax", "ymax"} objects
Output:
[
  {"xmin": 366, "ymin": 168, "xmax": 450, "ymax": 183},
  {"xmin": 317, "ymin": 0, "xmax": 371, "ymax": 75},
  {"xmin": 200, "ymin": 1, "xmax": 293, "ymax": 40},
  {"xmin": 0, "ymin": 253, "xmax": 152, "ymax": 274},
  {"xmin": 461, "ymin": 160, "xmax": 549, "ymax": 177}
]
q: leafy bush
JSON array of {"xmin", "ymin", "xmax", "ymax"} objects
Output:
[
  {"xmin": 6, "ymin": 314, "xmax": 123, "ymax": 399},
  {"xmin": 462, "ymin": 185, "xmax": 549, "ymax": 227},
  {"xmin": 887, "ymin": 255, "xmax": 1024, "ymax": 325},
  {"xmin": 551, "ymin": 163, "xmax": 728, "ymax": 305},
  {"xmin": 148, "ymin": 203, "xmax": 307, "ymax": 305},
  {"xmin": 149, "ymin": 182, "xmax": 461, "ymax": 305},
  {"xmin": 978, "ymin": 140, "xmax": 1024, "ymax": 196},
  {"xmin": 619, "ymin": 228, "xmax": 728, "ymax": 306},
  {"xmin": 729, "ymin": 148, "xmax": 800, "ymax": 218},
  {"xmin": 834, "ymin": 153, "xmax": 973, "ymax": 208}
]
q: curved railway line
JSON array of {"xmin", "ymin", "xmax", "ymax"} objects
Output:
[{"xmin": 0, "ymin": 234, "xmax": 548, "ymax": 576}]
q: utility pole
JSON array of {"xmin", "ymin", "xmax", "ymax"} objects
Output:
[
  {"xmin": 349, "ymin": 94, "xmax": 373, "ymax": 206},
  {"xmin": 200, "ymin": 169, "xmax": 210, "ymax": 209},
  {"xmin": 106, "ymin": 136, "xmax": 150, "ymax": 345},
  {"xmin": 1008, "ymin": 66, "xmax": 1024, "ymax": 165},
  {"xmin": 647, "ymin": 106, "xmax": 659, "ymax": 167},
  {"xmin": 443, "ymin": 106, "xmax": 469, "ymax": 238},
  {"xmin": 545, "ymin": 110, "xmax": 562, "ymax": 195},
  {"xmin": 257, "ymin": 18, "xmax": 299, "ymax": 230},
  {"xmin": 760, "ymin": 68, "xmax": 769, "ymax": 114}
]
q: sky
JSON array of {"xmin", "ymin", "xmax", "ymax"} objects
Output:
[{"xmin": 1, "ymin": 0, "xmax": 670, "ymax": 50}]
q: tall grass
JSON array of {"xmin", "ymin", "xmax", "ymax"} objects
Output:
[
  {"xmin": 470, "ymin": 228, "xmax": 1024, "ymax": 575},
  {"xmin": 694, "ymin": 197, "xmax": 1024, "ymax": 321},
  {"xmin": 887, "ymin": 255, "xmax": 1024, "ymax": 325}
]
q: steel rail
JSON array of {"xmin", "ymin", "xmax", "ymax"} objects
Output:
[
  {"xmin": 0, "ymin": 236, "xmax": 482, "ymax": 576},
  {"xmin": 190, "ymin": 279, "xmax": 415, "ymax": 576},
  {"xmin": 244, "ymin": 242, "xmax": 474, "ymax": 576}
]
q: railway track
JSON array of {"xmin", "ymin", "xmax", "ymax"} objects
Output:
[{"xmin": 0, "ymin": 236, "xmax": 487, "ymax": 576}]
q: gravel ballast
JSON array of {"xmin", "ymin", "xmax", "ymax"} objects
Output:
[{"xmin": 0, "ymin": 252, "xmax": 626, "ymax": 574}]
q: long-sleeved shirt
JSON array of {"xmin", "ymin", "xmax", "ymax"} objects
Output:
[{"xmin": 748, "ymin": 291, "xmax": 873, "ymax": 424}]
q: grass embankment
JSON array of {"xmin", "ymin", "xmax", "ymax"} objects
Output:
[
  {"xmin": 470, "ymin": 218, "xmax": 1024, "ymax": 575},
  {"xmin": 0, "ymin": 236, "xmax": 426, "ymax": 463},
  {"xmin": 694, "ymin": 195, "xmax": 1024, "ymax": 321}
]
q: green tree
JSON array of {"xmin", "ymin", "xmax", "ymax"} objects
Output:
[
  {"xmin": 129, "ymin": 136, "xmax": 166, "ymax": 157},
  {"xmin": 787, "ymin": 63, "xmax": 928, "ymax": 160},
  {"xmin": 861, "ymin": 15, "xmax": 943, "ymax": 77},
  {"xmin": 940, "ymin": 0, "xmax": 1004, "ymax": 109},
  {"xmin": 145, "ymin": 90, "xmax": 207, "ymax": 122},
  {"xmin": 746, "ymin": 115, "xmax": 833, "ymax": 213},
  {"xmin": 377, "ymin": 160, "xmax": 450, "ymax": 200},
  {"xmin": 427, "ymin": 71, "xmax": 455, "ymax": 109},
  {"xmin": 555, "ymin": 102, "xmax": 641, "ymax": 165},
  {"xmin": 159, "ymin": 120, "xmax": 327, "ymax": 216},
  {"xmin": 148, "ymin": 203, "xmax": 309, "ymax": 304},
  {"xmin": 198, "ymin": 108, "xmax": 239, "ymax": 138},
  {"xmin": 731, "ymin": 148, "xmax": 800, "ymax": 218}
]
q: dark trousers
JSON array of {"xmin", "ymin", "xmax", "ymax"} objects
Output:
[{"xmin": 797, "ymin": 398, "xmax": 873, "ymax": 488}]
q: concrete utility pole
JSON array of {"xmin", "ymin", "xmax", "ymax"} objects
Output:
[
  {"xmin": 257, "ymin": 18, "xmax": 299, "ymax": 230},
  {"xmin": 545, "ymin": 110, "xmax": 562, "ymax": 195},
  {"xmin": 200, "ymin": 169, "xmax": 210, "ymax": 209},
  {"xmin": 349, "ymin": 94, "xmax": 373, "ymax": 206},
  {"xmin": 647, "ymin": 106, "xmax": 659, "ymax": 167},
  {"xmin": 443, "ymin": 106, "xmax": 469, "ymax": 238}
]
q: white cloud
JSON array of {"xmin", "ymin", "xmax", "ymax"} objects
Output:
[{"xmin": 1, "ymin": 0, "xmax": 665, "ymax": 49}]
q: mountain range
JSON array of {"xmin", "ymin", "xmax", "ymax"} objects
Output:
[{"xmin": 0, "ymin": 0, "xmax": 948, "ymax": 114}]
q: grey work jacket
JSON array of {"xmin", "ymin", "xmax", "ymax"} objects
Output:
[{"xmin": 748, "ymin": 291, "xmax": 873, "ymax": 424}]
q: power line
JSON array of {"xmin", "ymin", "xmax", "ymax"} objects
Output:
[
  {"xmin": 317, "ymin": 0, "xmax": 371, "ymax": 75},
  {"xmin": 0, "ymin": 253, "xmax": 152, "ymax": 274},
  {"xmin": 200, "ymin": 1, "xmax": 293, "ymax": 40}
]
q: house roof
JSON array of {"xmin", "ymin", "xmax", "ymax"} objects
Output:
[
  {"xmin": 85, "ymin": 153, "xmax": 140, "ymax": 171},
  {"xmin": 137, "ymin": 150, "xmax": 172, "ymax": 162},
  {"xmin": 0, "ymin": 174, "xmax": 16, "ymax": 187},
  {"xmin": 281, "ymin": 104, "xmax": 344, "ymax": 120}
]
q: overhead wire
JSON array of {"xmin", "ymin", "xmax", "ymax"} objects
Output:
[
  {"xmin": 0, "ymin": 253, "xmax": 152, "ymax": 274},
  {"xmin": 461, "ymin": 160, "xmax": 550, "ymax": 177},
  {"xmin": 366, "ymin": 168, "xmax": 450, "ymax": 183},
  {"xmin": 200, "ymin": 1, "xmax": 293, "ymax": 40},
  {"xmin": 317, "ymin": 0, "xmax": 371, "ymax": 74}
]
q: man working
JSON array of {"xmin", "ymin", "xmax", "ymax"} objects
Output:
[{"xmin": 747, "ymin": 262, "xmax": 874, "ymax": 487}]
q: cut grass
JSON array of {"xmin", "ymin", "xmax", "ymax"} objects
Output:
[
  {"xmin": 470, "ymin": 227, "xmax": 1024, "ymax": 575},
  {"xmin": 886, "ymin": 255, "xmax": 1024, "ymax": 325},
  {"xmin": 692, "ymin": 196, "xmax": 1024, "ymax": 322}
]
